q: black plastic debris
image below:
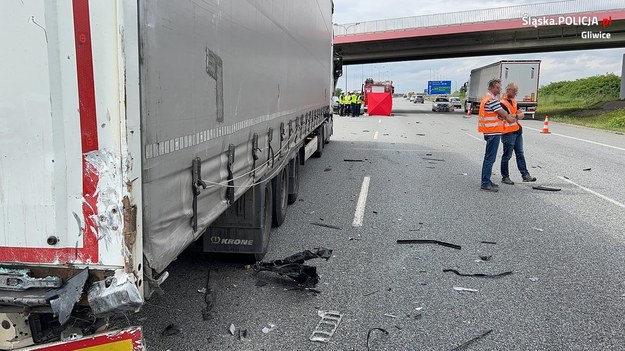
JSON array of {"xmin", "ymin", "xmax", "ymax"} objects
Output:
[
  {"xmin": 480, "ymin": 241, "xmax": 497, "ymax": 245},
  {"xmin": 366, "ymin": 328, "xmax": 389, "ymax": 351},
  {"xmin": 363, "ymin": 290, "xmax": 379, "ymax": 297},
  {"xmin": 324, "ymin": 167, "xmax": 332, "ymax": 172},
  {"xmin": 286, "ymin": 287, "xmax": 322, "ymax": 294},
  {"xmin": 344, "ymin": 159, "xmax": 364, "ymax": 162},
  {"xmin": 310, "ymin": 222, "xmax": 342, "ymax": 230},
  {"xmin": 443, "ymin": 269, "xmax": 512, "ymax": 279},
  {"xmin": 533, "ymin": 186, "xmax": 561, "ymax": 192},
  {"xmin": 397, "ymin": 239, "xmax": 461, "ymax": 250},
  {"xmin": 450, "ymin": 329, "xmax": 493, "ymax": 350},
  {"xmin": 422, "ymin": 157, "xmax": 445, "ymax": 162},
  {"xmin": 479, "ymin": 255, "xmax": 492, "ymax": 261},
  {"xmin": 238, "ymin": 329, "xmax": 248, "ymax": 341},
  {"xmin": 254, "ymin": 248, "xmax": 333, "ymax": 287},
  {"xmin": 416, "ymin": 133, "xmax": 426, "ymax": 136},
  {"xmin": 583, "ymin": 168, "xmax": 591, "ymax": 171},
  {"xmin": 161, "ymin": 323, "xmax": 181, "ymax": 336}
]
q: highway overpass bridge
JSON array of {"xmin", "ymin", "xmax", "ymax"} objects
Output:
[{"xmin": 333, "ymin": 0, "xmax": 625, "ymax": 65}]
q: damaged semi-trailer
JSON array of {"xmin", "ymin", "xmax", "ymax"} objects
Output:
[{"xmin": 0, "ymin": 0, "xmax": 338, "ymax": 349}]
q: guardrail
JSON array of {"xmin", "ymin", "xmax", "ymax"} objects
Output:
[{"xmin": 333, "ymin": 0, "xmax": 624, "ymax": 35}]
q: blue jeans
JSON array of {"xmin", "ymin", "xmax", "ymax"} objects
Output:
[
  {"xmin": 481, "ymin": 134, "xmax": 501, "ymax": 187},
  {"xmin": 500, "ymin": 131, "xmax": 529, "ymax": 178}
]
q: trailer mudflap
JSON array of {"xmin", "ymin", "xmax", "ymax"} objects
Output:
[{"xmin": 23, "ymin": 327, "xmax": 144, "ymax": 351}]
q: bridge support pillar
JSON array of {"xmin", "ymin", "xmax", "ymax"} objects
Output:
[{"xmin": 621, "ymin": 54, "xmax": 625, "ymax": 100}]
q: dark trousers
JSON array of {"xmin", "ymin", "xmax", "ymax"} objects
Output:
[
  {"xmin": 351, "ymin": 103, "xmax": 359, "ymax": 116},
  {"xmin": 481, "ymin": 134, "xmax": 501, "ymax": 187},
  {"xmin": 338, "ymin": 104, "xmax": 345, "ymax": 116},
  {"xmin": 501, "ymin": 130, "xmax": 529, "ymax": 178}
]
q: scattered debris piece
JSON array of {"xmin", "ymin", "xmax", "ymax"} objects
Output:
[
  {"xmin": 531, "ymin": 165, "xmax": 542, "ymax": 169},
  {"xmin": 229, "ymin": 324, "xmax": 236, "ymax": 336},
  {"xmin": 478, "ymin": 255, "xmax": 492, "ymax": 261},
  {"xmin": 532, "ymin": 227, "xmax": 544, "ymax": 232},
  {"xmin": 583, "ymin": 168, "xmax": 591, "ymax": 171},
  {"xmin": 285, "ymin": 287, "xmax": 322, "ymax": 294},
  {"xmin": 422, "ymin": 157, "xmax": 445, "ymax": 162},
  {"xmin": 161, "ymin": 324, "xmax": 181, "ymax": 336},
  {"xmin": 563, "ymin": 176, "xmax": 570, "ymax": 179},
  {"xmin": 529, "ymin": 277, "xmax": 539, "ymax": 282},
  {"xmin": 262, "ymin": 324, "xmax": 276, "ymax": 334},
  {"xmin": 238, "ymin": 329, "xmax": 248, "ymax": 341},
  {"xmin": 414, "ymin": 313, "xmax": 423, "ymax": 320},
  {"xmin": 450, "ymin": 329, "xmax": 493, "ymax": 350},
  {"xmin": 363, "ymin": 130, "xmax": 370, "ymax": 132},
  {"xmin": 533, "ymin": 185, "xmax": 561, "ymax": 191},
  {"xmin": 443, "ymin": 269, "xmax": 512, "ymax": 279},
  {"xmin": 415, "ymin": 307, "xmax": 424, "ymax": 311},
  {"xmin": 426, "ymin": 153, "xmax": 433, "ymax": 156},
  {"xmin": 343, "ymin": 159, "xmax": 364, "ymax": 162},
  {"xmin": 255, "ymin": 280, "xmax": 268, "ymax": 287},
  {"xmin": 396, "ymin": 239, "xmax": 461, "ymax": 250},
  {"xmin": 373, "ymin": 210, "xmax": 378, "ymax": 214},
  {"xmin": 201, "ymin": 270, "xmax": 216, "ymax": 321},
  {"xmin": 310, "ymin": 222, "xmax": 342, "ymax": 230},
  {"xmin": 366, "ymin": 328, "xmax": 389, "ymax": 351},
  {"xmin": 46, "ymin": 268, "xmax": 89, "ymax": 325},
  {"xmin": 416, "ymin": 133, "xmax": 426, "ymax": 136},
  {"xmin": 324, "ymin": 167, "xmax": 332, "ymax": 172},
  {"xmin": 480, "ymin": 241, "xmax": 497, "ymax": 245},
  {"xmin": 459, "ymin": 173, "xmax": 468, "ymax": 176},
  {"xmin": 363, "ymin": 290, "xmax": 379, "ymax": 297},
  {"xmin": 348, "ymin": 237, "xmax": 362, "ymax": 241},
  {"xmin": 383, "ymin": 313, "xmax": 397, "ymax": 319},
  {"xmin": 453, "ymin": 286, "xmax": 478, "ymax": 293},
  {"xmin": 426, "ymin": 167, "xmax": 436, "ymax": 169},
  {"xmin": 310, "ymin": 311, "xmax": 342, "ymax": 343},
  {"xmin": 197, "ymin": 288, "xmax": 207, "ymax": 294},
  {"xmin": 254, "ymin": 248, "xmax": 333, "ymax": 287}
]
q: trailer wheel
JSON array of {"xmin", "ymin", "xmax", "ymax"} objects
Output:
[
  {"xmin": 253, "ymin": 180, "xmax": 273, "ymax": 261},
  {"xmin": 287, "ymin": 155, "xmax": 300, "ymax": 204},
  {"xmin": 313, "ymin": 125, "xmax": 324, "ymax": 158},
  {"xmin": 272, "ymin": 167, "xmax": 288, "ymax": 227}
]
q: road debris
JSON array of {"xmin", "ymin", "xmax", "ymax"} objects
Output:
[
  {"xmin": 202, "ymin": 270, "xmax": 216, "ymax": 321},
  {"xmin": 478, "ymin": 255, "xmax": 492, "ymax": 261},
  {"xmin": 532, "ymin": 227, "xmax": 544, "ymax": 232},
  {"xmin": 583, "ymin": 168, "xmax": 592, "ymax": 171},
  {"xmin": 285, "ymin": 287, "xmax": 322, "ymax": 294},
  {"xmin": 529, "ymin": 277, "xmax": 539, "ymax": 282},
  {"xmin": 415, "ymin": 307, "xmax": 424, "ymax": 311},
  {"xmin": 396, "ymin": 239, "xmax": 461, "ymax": 250},
  {"xmin": 262, "ymin": 323, "xmax": 276, "ymax": 334},
  {"xmin": 363, "ymin": 290, "xmax": 379, "ymax": 297},
  {"xmin": 197, "ymin": 288, "xmax": 207, "ymax": 294},
  {"xmin": 161, "ymin": 324, "xmax": 181, "ymax": 336},
  {"xmin": 453, "ymin": 286, "xmax": 478, "ymax": 293},
  {"xmin": 254, "ymin": 248, "xmax": 332, "ymax": 287},
  {"xmin": 426, "ymin": 153, "xmax": 433, "ymax": 156},
  {"xmin": 426, "ymin": 166, "xmax": 436, "ymax": 169},
  {"xmin": 229, "ymin": 324, "xmax": 236, "ymax": 335},
  {"xmin": 310, "ymin": 310, "xmax": 342, "ymax": 343},
  {"xmin": 348, "ymin": 237, "xmax": 362, "ymax": 241},
  {"xmin": 310, "ymin": 222, "xmax": 342, "ymax": 230},
  {"xmin": 450, "ymin": 329, "xmax": 493, "ymax": 350},
  {"xmin": 480, "ymin": 241, "xmax": 497, "ymax": 245},
  {"xmin": 422, "ymin": 157, "xmax": 445, "ymax": 162},
  {"xmin": 443, "ymin": 269, "xmax": 512, "ymax": 278},
  {"xmin": 366, "ymin": 328, "xmax": 389, "ymax": 351},
  {"xmin": 533, "ymin": 185, "xmax": 561, "ymax": 192},
  {"xmin": 344, "ymin": 159, "xmax": 365, "ymax": 162},
  {"xmin": 384, "ymin": 313, "xmax": 397, "ymax": 318},
  {"xmin": 324, "ymin": 167, "xmax": 332, "ymax": 172},
  {"xmin": 373, "ymin": 210, "xmax": 378, "ymax": 214},
  {"xmin": 238, "ymin": 329, "xmax": 248, "ymax": 341},
  {"xmin": 416, "ymin": 133, "xmax": 426, "ymax": 136}
]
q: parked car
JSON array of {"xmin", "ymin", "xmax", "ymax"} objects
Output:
[
  {"xmin": 409, "ymin": 95, "xmax": 417, "ymax": 102},
  {"xmin": 449, "ymin": 97, "xmax": 462, "ymax": 109},
  {"xmin": 414, "ymin": 95, "xmax": 424, "ymax": 104},
  {"xmin": 432, "ymin": 97, "xmax": 452, "ymax": 112},
  {"xmin": 332, "ymin": 96, "xmax": 340, "ymax": 113}
]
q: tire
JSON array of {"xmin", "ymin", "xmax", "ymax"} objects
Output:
[
  {"xmin": 253, "ymin": 181, "xmax": 273, "ymax": 261},
  {"xmin": 324, "ymin": 123, "xmax": 331, "ymax": 144},
  {"xmin": 312, "ymin": 125, "xmax": 324, "ymax": 158},
  {"xmin": 287, "ymin": 156, "xmax": 300, "ymax": 204},
  {"xmin": 272, "ymin": 167, "xmax": 288, "ymax": 227}
]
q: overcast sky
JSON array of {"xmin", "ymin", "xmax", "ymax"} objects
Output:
[{"xmin": 333, "ymin": 0, "xmax": 624, "ymax": 93}]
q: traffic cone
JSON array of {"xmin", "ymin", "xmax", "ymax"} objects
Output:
[{"xmin": 541, "ymin": 115, "xmax": 551, "ymax": 134}]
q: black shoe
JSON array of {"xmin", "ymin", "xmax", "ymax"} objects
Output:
[
  {"xmin": 501, "ymin": 177, "xmax": 514, "ymax": 185},
  {"xmin": 522, "ymin": 174, "xmax": 537, "ymax": 182},
  {"xmin": 480, "ymin": 185, "xmax": 499, "ymax": 192},
  {"xmin": 489, "ymin": 182, "xmax": 499, "ymax": 188}
]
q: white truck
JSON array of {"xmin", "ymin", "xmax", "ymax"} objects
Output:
[
  {"xmin": 0, "ymin": 0, "xmax": 336, "ymax": 349},
  {"xmin": 465, "ymin": 60, "xmax": 541, "ymax": 118}
]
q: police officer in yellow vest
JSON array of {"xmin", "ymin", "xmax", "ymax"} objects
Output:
[
  {"xmin": 338, "ymin": 93, "xmax": 346, "ymax": 116},
  {"xmin": 499, "ymin": 82, "xmax": 536, "ymax": 185},
  {"xmin": 350, "ymin": 92, "xmax": 359, "ymax": 117},
  {"xmin": 477, "ymin": 78, "xmax": 520, "ymax": 192},
  {"xmin": 342, "ymin": 92, "xmax": 351, "ymax": 117}
]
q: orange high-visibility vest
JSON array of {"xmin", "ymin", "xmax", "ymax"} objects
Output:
[
  {"xmin": 478, "ymin": 94, "xmax": 503, "ymax": 134},
  {"xmin": 500, "ymin": 98, "xmax": 520, "ymax": 134}
]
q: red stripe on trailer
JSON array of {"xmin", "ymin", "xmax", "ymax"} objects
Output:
[
  {"xmin": 32, "ymin": 327, "xmax": 144, "ymax": 350},
  {"xmin": 0, "ymin": 0, "xmax": 99, "ymax": 264}
]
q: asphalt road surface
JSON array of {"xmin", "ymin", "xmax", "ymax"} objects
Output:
[{"xmin": 132, "ymin": 98, "xmax": 625, "ymax": 351}]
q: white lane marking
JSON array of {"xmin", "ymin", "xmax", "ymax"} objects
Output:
[
  {"xmin": 373, "ymin": 131, "xmax": 379, "ymax": 140},
  {"xmin": 352, "ymin": 176, "xmax": 371, "ymax": 227},
  {"xmin": 558, "ymin": 176, "xmax": 625, "ymax": 209},
  {"xmin": 524, "ymin": 126, "xmax": 625, "ymax": 152},
  {"xmin": 464, "ymin": 132, "xmax": 483, "ymax": 142}
]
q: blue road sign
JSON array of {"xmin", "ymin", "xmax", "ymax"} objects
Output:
[{"xmin": 427, "ymin": 80, "xmax": 451, "ymax": 95}]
